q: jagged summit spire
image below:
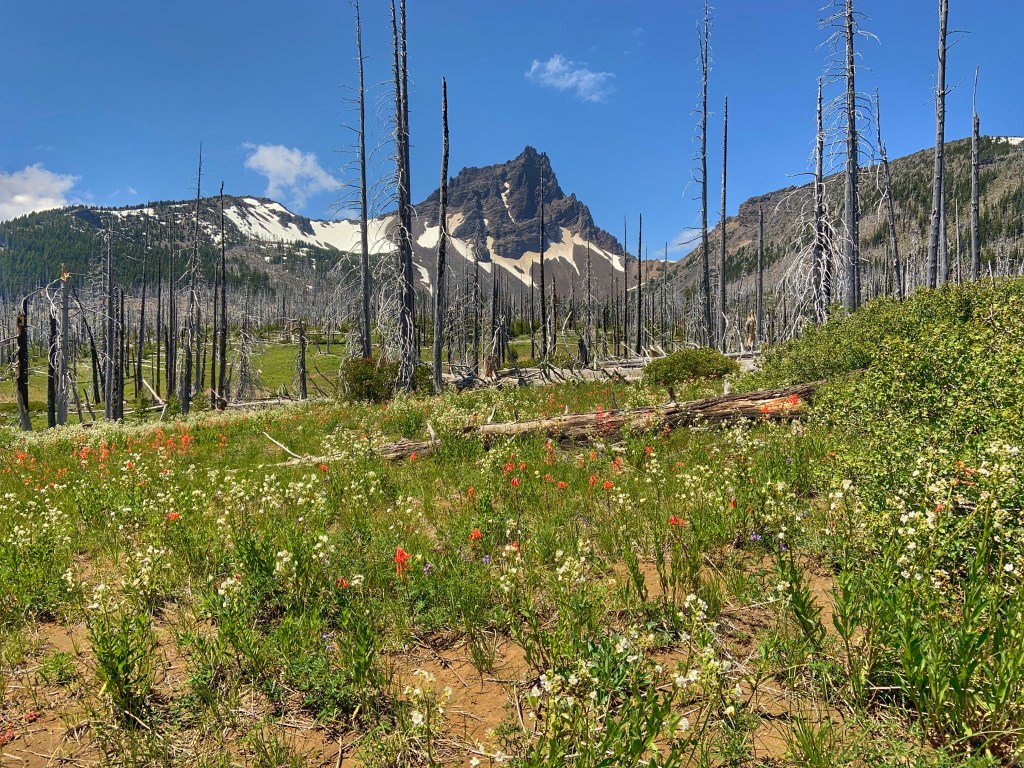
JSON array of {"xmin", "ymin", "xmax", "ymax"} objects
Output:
[{"xmin": 415, "ymin": 147, "xmax": 619, "ymax": 258}]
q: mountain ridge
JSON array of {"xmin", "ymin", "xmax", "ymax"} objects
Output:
[
  {"xmin": 2, "ymin": 138, "xmax": 1022, "ymax": 303},
  {"xmin": 0, "ymin": 147, "xmax": 628, "ymax": 297}
]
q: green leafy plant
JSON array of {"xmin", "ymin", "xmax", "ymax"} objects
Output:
[{"xmin": 86, "ymin": 591, "xmax": 155, "ymax": 725}]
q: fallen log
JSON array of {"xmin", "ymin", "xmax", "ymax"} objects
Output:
[
  {"xmin": 271, "ymin": 382, "xmax": 821, "ymax": 467},
  {"xmin": 375, "ymin": 381, "xmax": 821, "ymax": 461},
  {"xmin": 378, "ymin": 437, "xmax": 441, "ymax": 461}
]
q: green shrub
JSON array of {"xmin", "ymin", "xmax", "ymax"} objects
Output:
[
  {"xmin": 339, "ymin": 357, "xmax": 431, "ymax": 402},
  {"xmin": 744, "ymin": 281, "xmax": 1005, "ymax": 390},
  {"xmin": 642, "ymin": 348, "xmax": 738, "ymax": 387}
]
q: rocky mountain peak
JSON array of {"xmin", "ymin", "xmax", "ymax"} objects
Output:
[{"xmin": 416, "ymin": 147, "xmax": 621, "ymax": 260}]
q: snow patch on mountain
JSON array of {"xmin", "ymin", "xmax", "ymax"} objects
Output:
[
  {"xmin": 501, "ymin": 182, "xmax": 516, "ymax": 223},
  {"xmin": 225, "ymin": 197, "xmax": 397, "ymax": 254}
]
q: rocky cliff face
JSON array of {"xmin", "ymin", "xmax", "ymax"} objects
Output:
[{"xmin": 415, "ymin": 146, "xmax": 622, "ymax": 263}]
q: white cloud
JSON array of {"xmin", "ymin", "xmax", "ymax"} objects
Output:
[
  {"xmin": 243, "ymin": 144, "xmax": 341, "ymax": 209},
  {"xmin": 0, "ymin": 164, "xmax": 79, "ymax": 221},
  {"xmin": 526, "ymin": 54, "xmax": 615, "ymax": 103},
  {"xmin": 668, "ymin": 227, "xmax": 703, "ymax": 258}
]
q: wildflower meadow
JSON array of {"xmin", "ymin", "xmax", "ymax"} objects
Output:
[{"xmin": 1, "ymin": 280, "xmax": 1022, "ymax": 766}]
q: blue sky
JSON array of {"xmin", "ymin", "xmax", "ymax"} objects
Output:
[{"xmin": 1, "ymin": 1, "xmax": 1020, "ymax": 257}]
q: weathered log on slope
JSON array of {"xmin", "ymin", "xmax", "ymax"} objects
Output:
[
  {"xmin": 378, "ymin": 437, "xmax": 440, "ymax": 461},
  {"xmin": 467, "ymin": 381, "xmax": 819, "ymax": 440},
  {"xmin": 375, "ymin": 381, "xmax": 820, "ymax": 460}
]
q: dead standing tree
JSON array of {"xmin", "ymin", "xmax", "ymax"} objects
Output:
[
  {"xmin": 538, "ymin": 160, "xmax": 548, "ymax": 360},
  {"xmin": 697, "ymin": 0, "xmax": 713, "ymax": 346},
  {"xmin": 181, "ymin": 148, "xmax": 203, "ymax": 417},
  {"xmin": 166, "ymin": 211, "xmax": 179, "ymax": 401},
  {"xmin": 354, "ymin": 0, "xmax": 372, "ymax": 358},
  {"xmin": 15, "ymin": 296, "xmax": 32, "ymax": 431},
  {"xmin": 756, "ymin": 206, "xmax": 764, "ymax": 344},
  {"xmin": 218, "ymin": 183, "xmax": 229, "ymax": 407},
  {"xmin": 970, "ymin": 68, "xmax": 981, "ymax": 282},
  {"xmin": 392, "ymin": 0, "xmax": 416, "ymax": 391},
  {"xmin": 927, "ymin": 0, "xmax": 949, "ymax": 288},
  {"xmin": 842, "ymin": 0, "xmax": 860, "ymax": 310},
  {"xmin": 813, "ymin": 78, "xmax": 828, "ymax": 320},
  {"xmin": 875, "ymin": 88, "xmax": 903, "ymax": 300},
  {"xmin": 136, "ymin": 217, "xmax": 149, "ymax": 399},
  {"xmin": 57, "ymin": 271, "xmax": 71, "ymax": 425},
  {"xmin": 820, "ymin": 0, "xmax": 875, "ymax": 312},
  {"xmin": 581, "ymin": 239, "xmax": 594, "ymax": 366},
  {"xmin": 432, "ymin": 77, "xmax": 449, "ymax": 393},
  {"xmin": 718, "ymin": 96, "xmax": 728, "ymax": 351},
  {"xmin": 635, "ymin": 214, "xmax": 643, "ymax": 355},
  {"xmin": 103, "ymin": 226, "xmax": 116, "ymax": 420}
]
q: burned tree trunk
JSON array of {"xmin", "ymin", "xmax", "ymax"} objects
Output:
[
  {"xmin": 549, "ymin": 275, "xmax": 557, "ymax": 355},
  {"xmin": 756, "ymin": 206, "xmax": 764, "ymax": 344},
  {"xmin": 927, "ymin": 0, "xmax": 949, "ymax": 289},
  {"xmin": 843, "ymin": 0, "xmax": 860, "ymax": 311},
  {"xmin": 489, "ymin": 243, "xmax": 499, "ymax": 371},
  {"xmin": 218, "ymin": 192, "xmax": 229, "ymax": 406},
  {"xmin": 718, "ymin": 96, "xmax": 728, "ymax": 351},
  {"xmin": 355, "ymin": 0, "xmax": 372, "ymax": 358},
  {"xmin": 583, "ymin": 239, "xmax": 593, "ymax": 365},
  {"xmin": 118, "ymin": 289, "xmax": 126, "ymax": 420},
  {"xmin": 814, "ymin": 77, "xmax": 828, "ymax": 320},
  {"xmin": 16, "ymin": 298, "xmax": 32, "ymax": 431},
  {"xmin": 432, "ymin": 77, "xmax": 449, "ymax": 393},
  {"xmin": 167, "ymin": 219, "xmax": 178, "ymax": 400},
  {"xmin": 876, "ymin": 89, "xmax": 903, "ymax": 300},
  {"xmin": 104, "ymin": 228, "xmax": 115, "ymax": 420},
  {"xmin": 539, "ymin": 160, "xmax": 548, "ymax": 359},
  {"xmin": 156, "ymin": 251, "xmax": 163, "ymax": 398},
  {"xmin": 636, "ymin": 213, "xmax": 644, "ymax": 355},
  {"xmin": 137, "ymin": 220, "xmax": 148, "ymax": 399},
  {"xmin": 621, "ymin": 218, "xmax": 629, "ymax": 357},
  {"xmin": 698, "ymin": 0, "xmax": 713, "ymax": 345},
  {"xmin": 47, "ymin": 312, "xmax": 57, "ymax": 428},
  {"xmin": 970, "ymin": 69, "xmax": 981, "ymax": 283},
  {"xmin": 211, "ymin": 191, "xmax": 220, "ymax": 408},
  {"xmin": 392, "ymin": 0, "xmax": 416, "ymax": 390},
  {"xmin": 57, "ymin": 274, "xmax": 70, "ymax": 426},
  {"xmin": 298, "ymin": 319, "xmax": 308, "ymax": 400},
  {"xmin": 181, "ymin": 148, "xmax": 202, "ymax": 417},
  {"xmin": 473, "ymin": 239, "xmax": 481, "ymax": 374}
]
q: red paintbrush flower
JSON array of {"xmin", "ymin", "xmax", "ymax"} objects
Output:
[{"xmin": 394, "ymin": 546, "xmax": 411, "ymax": 576}]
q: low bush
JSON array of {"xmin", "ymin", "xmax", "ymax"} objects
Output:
[
  {"xmin": 642, "ymin": 348, "xmax": 738, "ymax": 387},
  {"xmin": 339, "ymin": 357, "xmax": 432, "ymax": 402}
]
